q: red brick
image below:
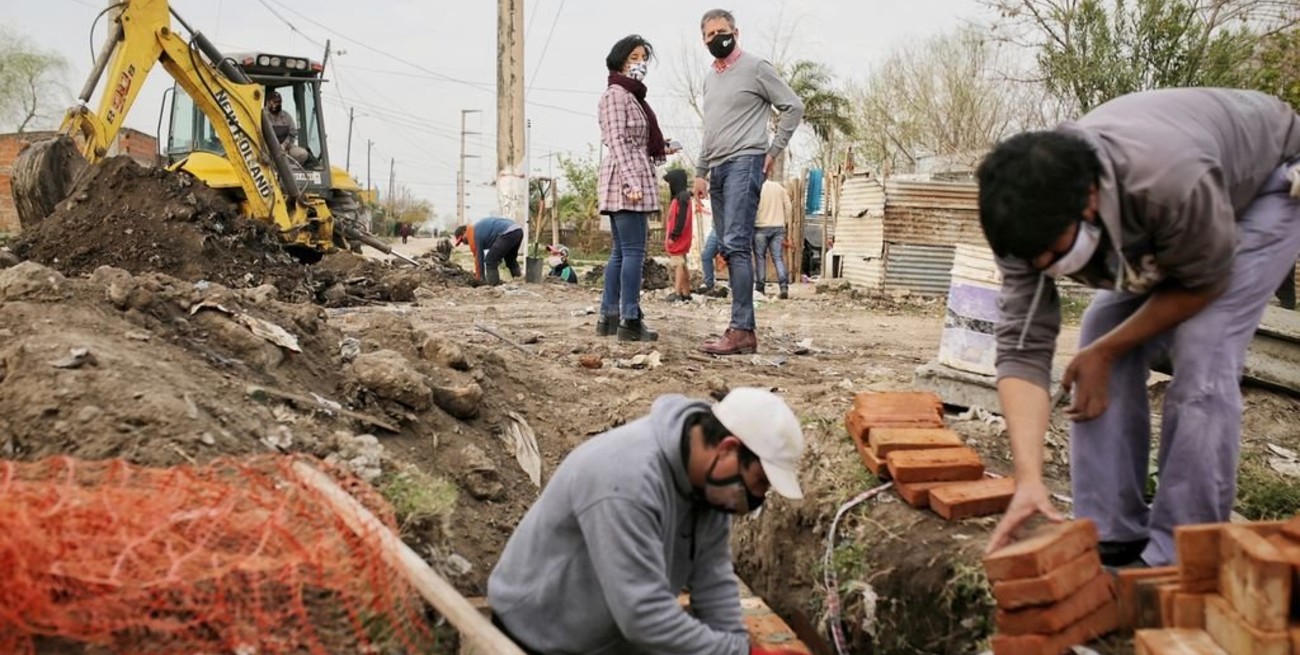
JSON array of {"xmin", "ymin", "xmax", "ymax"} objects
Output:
[
  {"xmin": 867, "ymin": 427, "xmax": 963, "ymax": 457},
  {"xmin": 929, "ymin": 477, "xmax": 1015, "ymax": 521},
  {"xmin": 983, "ymin": 519, "xmax": 1099, "ymax": 582},
  {"xmin": 893, "ymin": 480, "xmax": 953, "ymax": 508},
  {"xmin": 992, "ymin": 549, "xmax": 1103, "ymax": 610},
  {"xmin": 1134, "ymin": 628, "xmax": 1228, "ymax": 655},
  {"xmin": 1117, "ymin": 568, "xmax": 1179, "ymax": 630},
  {"xmin": 1219, "ymin": 525, "xmax": 1291, "ymax": 632},
  {"xmin": 1204, "ymin": 594, "xmax": 1289, "ymax": 655},
  {"xmin": 1176, "ymin": 523, "xmax": 1226, "ymax": 593},
  {"xmin": 739, "ymin": 597, "xmax": 814, "ymax": 654},
  {"xmin": 990, "ymin": 599, "xmax": 1119, "ymax": 655},
  {"xmin": 885, "ymin": 447, "xmax": 983, "ymax": 484},
  {"xmin": 996, "ymin": 573, "xmax": 1115, "ymax": 635},
  {"xmin": 844, "ymin": 391, "xmax": 944, "ymax": 442},
  {"xmin": 1171, "ymin": 594, "xmax": 1207, "ymax": 630}
]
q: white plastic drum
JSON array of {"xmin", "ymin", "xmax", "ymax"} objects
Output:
[{"xmin": 938, "ymin": 244, "xmax": 1003, "ymax": 376}]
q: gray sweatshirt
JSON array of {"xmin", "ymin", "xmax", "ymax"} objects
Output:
[
  {"xmin": 696, "ymin": 51, "xmax": 804, "ymax": 178},
  {"xmin": 995, "ymin": 88, "xmax": 1300, "ymax": 390},
  {"xmin": 487, "ymin": 395, "xmax": 749, "ymax": 655}
]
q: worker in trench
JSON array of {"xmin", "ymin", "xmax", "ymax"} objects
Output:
[
  {"xmin": 486, "ymin": 388, "xmax": 807, "ymax": 655},
  {"xmin": 978, "ymin": 88, "xmax": 1300, "ymax": 568}
]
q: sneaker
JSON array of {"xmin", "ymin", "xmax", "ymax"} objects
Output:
[{"xmin": 705, "ymin": 286, "xmax": 729, "ymax": 299}]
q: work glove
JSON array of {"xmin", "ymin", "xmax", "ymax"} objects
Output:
[{"xmin": 751, "ymin": 647, "xmax": 806, "ymax": 655}]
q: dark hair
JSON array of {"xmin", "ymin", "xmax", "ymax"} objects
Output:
[
  {"xmin": 267, "ymin": 90, "xmax": 281, "ymax": 100},
  {"xmin": 700, "ymin": 410, "xmax": 758, "ymax": 468},
  {"xmin": 700, "ymin": 9, "xmax": 736, "ymax": 32},
  {"xmin": 605, "ymin": 35, "xmax": 654, "ymax": 73},
  {"xmin": 976, "ymin": 131, "xmax": 1102, "ymax": 260},
  {"xmin": 453, "ymin": 225, "xmax": 467, "ymax": 239}
]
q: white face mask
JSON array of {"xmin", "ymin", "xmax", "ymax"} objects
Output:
[
  {"xmin": 626, "ymin": 61, "xmax": 648, "ymax": 81},
  {"xmin": 1044, "ymin": 220, "xmax": 1102, "ymax": 278}
]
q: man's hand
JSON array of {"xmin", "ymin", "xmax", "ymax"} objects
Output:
[
  {"xmin": 694, "ymin": 176, "xmax": 708, "ymax": 201},
  {"xmin": 1062, "ymin": 343, "xmax": 1115, "ymax": 422},
  {"xmin": 763, "ymin": 154, "xmax": 775, "ymax": 176},
  {"xmin": 985, "ymin": 479, "xmax": 1064, "ymax": 554}
]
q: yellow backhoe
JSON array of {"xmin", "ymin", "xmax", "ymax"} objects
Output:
[{"xmin": 11, "ymin": 0, "xmax": 415, "ymax": 264}]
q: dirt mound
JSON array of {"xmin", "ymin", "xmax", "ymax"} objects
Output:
[
  {"xmin": 582, "ymin": 258, "xmax": 671, "ymax": 290},
  {"xmin": 13, "ymin": 157, "xmax": 316, "ymax": 300},
  {"xmin": 312, "ymin": 250, "xmax": 473, "ymax": 307}
]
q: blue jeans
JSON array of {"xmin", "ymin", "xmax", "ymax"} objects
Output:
[
  {"xmin": 700, "ymin": 232, "xmax": 720, "ymax": 287},
  {"xmin": 709, "ymin": 154, "xmax": 764, "ymax": 331},
  {"xmin": 753, "ymin": 226, "xmax": 788, "ymax": 288},
  {"xmin": 600, "ymin": 211, "xmax": 647, "ymax": 320}
]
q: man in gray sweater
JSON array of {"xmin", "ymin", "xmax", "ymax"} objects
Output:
[
  {"xmin": 693, "ymin": 9, "xmax": 803, "ymax": 356},
  {"xmin": 978, "ymin": 88, "xmax": 1300, "ymax": 567},
  {"xmin": 487, "ymin": 388, "xmax": 806, "ymax": 655}
]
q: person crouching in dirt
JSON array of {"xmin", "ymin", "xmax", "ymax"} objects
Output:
[
  {"xmin": 664, "ymin": 168, "xmax": 695, "ymax": 302},
  {"xmin": 979, "ymin": 88, "xmax": 1300, "ymax": 568},
  {"xmin": 545, "ymin": 244, "xmax": 579, "ymax": 284},
  {"xmin": 487, "ymin": 388, "xmax": 807, "ymax": 655},
  {"xmin": 453, "ymin": 217, "xmax": 524, "ymax": 286}
]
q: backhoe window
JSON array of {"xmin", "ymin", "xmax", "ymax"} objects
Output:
[
  {"xmin": 298, "ymin": 84, "xmax": 323, "ymax": 167},
  {"xmin": 166, "ymin": 86, "xmax": 224, "ymax": 158}
]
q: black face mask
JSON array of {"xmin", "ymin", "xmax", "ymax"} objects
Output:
[
  {"xmin": 702, "ymin": 455, "xmax": 765, "ymax": 514},
  {"xmin": 707, "ymin": 33, "xmax": 737, "ymax": 60}
]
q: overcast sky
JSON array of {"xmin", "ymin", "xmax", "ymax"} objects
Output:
[{"xmin": 5, "ymin": 0, "xmax": 989, "ymax": 224}]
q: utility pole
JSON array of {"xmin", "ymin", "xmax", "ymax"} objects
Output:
[
  {"xmin": 366, "ymin": 139, "xmax": 373, "ymax": 196},
  {"xmin": 388, "ymin": 158, "xmax": 396, "ymax": 218},
  {"xmin": 458, "ymin": 109, "xmax": 482, "ymax": 226},
  {"xmin": 497, "ymin": 0, "xmax": 526, "ymax": 240},
  {"xmin": 345, "ymin": 108, "xmax": 354, "ymax": 174}
]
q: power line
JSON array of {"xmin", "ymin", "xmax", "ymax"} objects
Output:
[
  {"xmin": 253, "ymin": 0, "xmax": 327, "ymax": 49},
  {"xmin": 528, "ymin": 0, "xmax": 566, "ymax": 92}
]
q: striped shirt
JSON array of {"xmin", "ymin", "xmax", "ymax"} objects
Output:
[{"xmin": 598, "ymin": 84, "xmax": 664, "ymax": 214}]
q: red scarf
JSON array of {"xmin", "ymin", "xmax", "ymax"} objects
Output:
[{"xmin": 607, "ymin": 73, "xmax": 666, "ymax": 160}]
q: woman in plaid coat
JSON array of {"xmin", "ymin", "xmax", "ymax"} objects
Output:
[{"xmin": 596, "ymin": 34, "xmax": 673, "ymax": 342}]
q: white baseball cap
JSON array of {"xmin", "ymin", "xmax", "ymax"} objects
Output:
[{"xmin": 711, "ymin": 387, "xmax": 805, "ymax": 500}]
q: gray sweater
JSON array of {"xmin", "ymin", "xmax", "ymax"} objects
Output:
[
  {"xmin": 696, "ymin": 51, "xmax": 804, "ymax": 177},
  {"xmin": 995, "ymin": 88, "xmax": 1300, "ymax": 390},
  {"xmin": 487, "ymin": 395, "xmax": 749, "ymax": 655}
]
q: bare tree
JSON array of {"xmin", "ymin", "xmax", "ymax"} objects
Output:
[
  {"xmin": 848, "ymin": 26, "xmax": 1052, "ymax": 175},
  {"xmin": 0, "ymin": 29, "xmax": 69, "ymax": 133}
]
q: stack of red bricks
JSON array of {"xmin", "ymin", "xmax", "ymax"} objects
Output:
[
  {"xmin": 982, "ymin": 519, "xmax": 1121, "ymax": 654},
  {"xmin": 1129, "ymin": 515, "xmax": 1300, "ymax": 654},
  {"xmin": 844, "ymin": 391, "xmax": 1014, "ymax": 521}
]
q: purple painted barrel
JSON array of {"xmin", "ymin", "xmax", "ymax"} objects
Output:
[{"xmin": 938, "ymin": 268, "xmax": 1000, "ymax": 376}]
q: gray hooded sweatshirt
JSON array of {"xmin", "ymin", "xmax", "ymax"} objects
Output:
[
  {"xmin": 487, "ymin": 395, "xmax": 749, "ymax": 655},
  {"xmin": 995, "ymin": 88, "xmax": 1300, "ymax": 390}
]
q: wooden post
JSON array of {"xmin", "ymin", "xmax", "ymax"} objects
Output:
[
  {"xmin": 789, "ymin": 173, "xmax": 807, "ymax": 282},
  {"xmin": 291, "ymin": 462, "xmax": 526, "ymax": 655}
]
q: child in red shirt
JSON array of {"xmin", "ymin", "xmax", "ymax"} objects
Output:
[{"xmin": 663, "ymin": 169, "xmax": 694, "ymax": 301}]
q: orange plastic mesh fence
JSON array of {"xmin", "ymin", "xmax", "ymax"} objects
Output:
[{"xmin": 0, "ymin": 455, "xmax": 435, "ymax": 655}]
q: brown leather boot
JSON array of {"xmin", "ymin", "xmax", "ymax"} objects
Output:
[{"xmin": 698, "ymin": 328, "xmax": 757, "ymax": 355}]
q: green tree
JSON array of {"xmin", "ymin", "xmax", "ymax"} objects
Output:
[
  {"xmin": 984, "ymin": 0, "xmax": 1296, "ymax": 113},
  {"xmin": 772, "ymin": 59, "xmax": 854, "ymax": 179},
  {"xmin": 0, "ymin": 28, "xmax": 69, "ymax": 133},
  {"xmin": 1249, "ymin": 28, "xmax": 1300, "ymax": 109}
]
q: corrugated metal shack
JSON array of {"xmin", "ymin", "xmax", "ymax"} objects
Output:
[{"xmin": 830, "ymin": 173, "xmax": 984, "ymax": 296}]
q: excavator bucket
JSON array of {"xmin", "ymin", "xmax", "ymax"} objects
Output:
[{"xmin": 11, "ymin": 135, "xmax": 88, "ymax": 229}]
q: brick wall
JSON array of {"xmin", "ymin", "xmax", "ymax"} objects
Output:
[{"xmin": 0, "ymin": 128, "xmax": 157, "ymax": 236}]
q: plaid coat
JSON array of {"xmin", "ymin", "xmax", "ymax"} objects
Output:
[{"xmin": 598, "ymin": 84, "xmax": 665, "ymax": 214}]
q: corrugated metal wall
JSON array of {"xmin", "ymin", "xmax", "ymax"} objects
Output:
[{"xmin": 883, "ymin": 243, "xmax": 956, "ymax": 295}]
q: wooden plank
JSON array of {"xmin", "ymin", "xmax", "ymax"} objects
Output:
[
  {"xmin": 1203, "ymin": 594, "xmax": 1289, "ymax": 655},
  {"xmin": 291, "ymin": 462, "xmax": 525, "ymax": 655},
  {"xmin": 1219, "ymin": 525, "xmax": 1291, "ymax": 632}
]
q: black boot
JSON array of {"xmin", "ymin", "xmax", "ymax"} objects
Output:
[
  {"xmin": 484, "ymin": 267, "xmax": 502, "ymax": 286},
  {"xmin": 617, "ymin": 318, "xmax": 659, "ymax": 342},
  {"xmin": 779, "ymin": 285, "xmax": 789, "ymax": 300},
  {"xmin": 596, "ymin": 314, "xmax": 619, "ymax": 337}
]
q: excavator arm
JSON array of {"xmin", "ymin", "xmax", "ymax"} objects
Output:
[{"xmin": 13, "ymin": 0, "xmax": 336, "ymax": 253}]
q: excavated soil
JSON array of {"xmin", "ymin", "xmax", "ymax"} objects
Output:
[{"xmin": 12, "ymin": 157, "xmax": 473, "ymax": 306}]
